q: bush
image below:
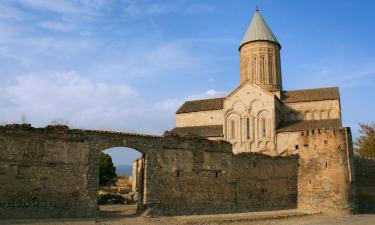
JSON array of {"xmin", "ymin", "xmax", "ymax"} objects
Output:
[
  {"xmin": 99, "ymin": 152, "xmax": 117, "ymax": 186},
  {"xmin": 356, "ymin": 123, "xmax": 375, "ymax": 158}
]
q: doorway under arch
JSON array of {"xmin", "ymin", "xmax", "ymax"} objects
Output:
[{"xmin": 98, "ymin": 147, "xmax": 145, "ymax": 218}]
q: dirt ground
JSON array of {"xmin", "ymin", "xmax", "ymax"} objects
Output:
[{"xmin": 1, "ymin": 205, "xmax": 374, "ymax": 225}]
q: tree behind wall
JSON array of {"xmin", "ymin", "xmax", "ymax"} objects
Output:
[
  {"xmin": 99, "ymin": 152, "xmax": 117, "ymax": 186},
  {"xmin": 356, "ymin": 123, "xmax": 375, "ymax": 158}
]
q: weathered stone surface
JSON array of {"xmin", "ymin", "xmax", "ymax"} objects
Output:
[{"xmin": 0, "ymin": 124, "xmax": 361, "ymax": 219}]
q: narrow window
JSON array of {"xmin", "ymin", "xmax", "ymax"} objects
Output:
[
  {"xmin": 261, "ymin": 118, "xmax": 266, "ymax": 137},
  {"xmin": 261, "ymin": 56, "xmax": 265, "ymax": 82},
  {"xmin": 246, "ymin": 118, "xmax": 250, "ymax": 139},
  {"xmin": 176, "ymin": 170, "xmax": 180, "ymax": 178},
  {"xmin": 253, "ymin": 162, "xmax": 256, "ymax": 168},
  {"xmin": 325, "ymin": 162, "xmax": 328, "ymax": 168},
  {"xmin": 295, "ymin": 145, "xmax": 299, "ymax": 150},
  {"xmin": 253, "ymin": 57, "xmax": 258, "ymax": 82},
  {"xmin": 230, "ymin": 120, "xmax": 235, "ymax": 139},
  {"xmin": 247, "ymin": 59, "xmax": 251, "ymax": 80},
  {"xmin": 269, "ymin": 56, "xmax": 273, "ymax": 84}
]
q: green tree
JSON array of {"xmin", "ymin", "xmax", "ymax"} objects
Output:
[
  {"xmin": 99, "ymin": 152, "xmax": 117, "ymax": 186},
  {"xmin": 356, "ymin": 123, "xmax": 375, "ymax": 158}
]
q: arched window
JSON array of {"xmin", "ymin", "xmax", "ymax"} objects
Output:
[
  {"xmin": 262, "ymin": 56, "xmax": 266, "ymax": 82},
  {"xmin": 253, "ymin": 57, "xmax": 258, "ymax": 82},
  {"xmin": 247, "ymin": 59, "xmax": 251, "ymax": 81},
  {"xmin": 261, "ymin": 118, "xmax": 267, "ymax": 137},
  {"xmin": 269, "ymin": 56, "xmax": 273, "ymax": 84},
  {"xmin": 230, "ymin": 120, "xmax": 236, "ymax": 139},
  {"xmin": 246, "ymin": 118, "xmax": 250, "ymax": 139}
]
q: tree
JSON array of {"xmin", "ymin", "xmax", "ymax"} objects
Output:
[
  {"xmin": 356, "ymin": 123, "xmax": 375, "ymax": 158},
  {"xmin": 99, "ymin": 152, "xmax": 117, "ymax": 186}
]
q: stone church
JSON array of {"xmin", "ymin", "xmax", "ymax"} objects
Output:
[{"xmin": 172, "ymin": 9, "xmax": 342, "ymax": 156}]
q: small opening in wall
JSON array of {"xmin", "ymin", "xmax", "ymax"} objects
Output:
[
  {"xmin": 325, "ymin": 162, "xmax": 328, "ymax": 168},
  {"xmin": 338, "ymin": 145, "xmax": 341, "ymax": 149},
  {"xmin": 318, "ymin": 129, "xmax": 321, "ymax": 134},
  {"xmin": 312, "ymin": 130, "xmax": 314, "ymax": 135},
  {"xmin": 196, "ymin": 171, "xmax": 200, "ymax": 175},
  {"xmin": 295, "ymin": 145, "xmax": 299, "ymax": 150},
  {"xmin": 215, "ymin": 171, "xmax": 219, "ymax": 178},
  {"xmin": 210, "ymin": 116, "xmax": 213, "ymax": 120},
  {"xmin": 309, "ymin": 180, "xmax": 311, "ymax": 185},
  {"xmin": 314, "ymin": 145, "xmax": 317, "ymax": 149},
  {"xmin": 253, "ymin": 162, "xmax": 256, "ymax": 168},
  {"xmin": 176, "ymin": 170, "xmax": 180, "ymax": 178},
  {"xmin": 304, "ymin": 144, "xmax": 308, "ymax": 148},
  {"xmin": 324, "ymin": 140, "xmax": 328, "ymax": 144}
]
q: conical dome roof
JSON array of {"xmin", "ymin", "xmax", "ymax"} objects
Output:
[{"xmin": 239, "ymin": 9, "xmax": 280, "ymax": 50}]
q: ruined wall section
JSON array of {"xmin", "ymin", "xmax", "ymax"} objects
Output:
[
  {"xmin": 354, "ymin": 157, "xmax": 375, "ymax": 213},
  {"xmin": 151, "ymin": 137, "xmax": 298, "ymax": 215},
  {"xmin": 0, "ymin": 124, "xmax": 95, "ymax": 219},
  {"xmin": 297, "ymin": 127, "xmax": 356, "ymax": 214}
]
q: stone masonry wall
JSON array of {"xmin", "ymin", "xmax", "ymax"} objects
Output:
[
  {"xmin": 297, "ymin": 127, "xmax": 356, "ymax": 214},
  {"xmin": 354, "ymin": 157, "xmax": 375, "ymax": 213},
  {"xmin": 0, "ymin": 124, "xmax": 358, "ymax": 219},
  {"xmin": 0, "ymin": 124, "xmax": 95, "ymax": 219},
  {"xmin": 150, "ymin": 136, "xmax": 298, "ymax": 215}
]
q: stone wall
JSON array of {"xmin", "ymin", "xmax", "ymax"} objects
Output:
[
  {"xmin": 176, "ymin": 109, "xmax": 224, "ymax": 127},
  {"xmin": 297, "ymin": 127, "xmax": 356, "ymax": 214},
  {"xmin": 0, "ymin": 124, "xmax": 95, "ymax": 219},
  {"xmin": 354, "ymin": 157, "xmax": 375, "ymax": 213},
  {"xmin": 150, "ymin": 136, "xmax": 298, "ymax": 215},
  {"xmin": 0, "ymin": 124, "xmax": 359, "ymax": 219},
  {"xmin": 283, "ymin": 99, "xmax": 341, "ymax": 121}
]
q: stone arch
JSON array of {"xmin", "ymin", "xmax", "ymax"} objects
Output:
[
  {"xmin": 249, "ymin": 99, "xmax": 263, "ymax": 113},
  {"xmin": 232, "ymin": 100, "xmax": 246, "ymax": 113},
  {"xmin": 224, "ymin": 111, "xmax": 242, "ymax": 143},
  {"xmin": 257, "ymin": 110, "xmax": 271, "ymax": 140},
  {"xmin": 305, "ymin": 111, "xmax": 313, "ymax": 120},
  {"xmin": 100, "ymin": 146, "xmax": 145, "ymax": 210}
]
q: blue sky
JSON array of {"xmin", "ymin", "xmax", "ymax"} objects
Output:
[{"xmin": 0, "ymin": 1, "xmax": 374, "ymax": 165}]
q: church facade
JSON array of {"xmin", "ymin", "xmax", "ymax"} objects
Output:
[{"xmin": 172, "ymin": 10, "xmax": 342, "ymax": 156}]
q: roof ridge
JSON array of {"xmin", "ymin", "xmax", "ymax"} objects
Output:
[
  {"xmin": 284, "ymin": 86, "xmax": 339, "ymax": 93},
  {"xmin": 185, "ymin": 97, "xmax": 225, "ymax": 103}
]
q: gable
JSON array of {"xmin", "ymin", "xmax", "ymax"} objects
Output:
[{"xmin": 224, "ymin": 82, "xmax": 276, "ymax": 111}]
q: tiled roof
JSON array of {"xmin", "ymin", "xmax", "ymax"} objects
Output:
[
  {"xmin": 282, "ymin": 87, "xmax": 340, "ymax": 103},
  {"xmin": 277, "ymin": 119, "xmax": 342, "ymax": 132},
  {"xmin": 240, "ymin": 9, "xmax": 280, "ymax": 49},
  {"xmin": 176, "ymin": 98, "xmax": 224, "ymax": 114},
  {"xmin": 171, "ymin": 125, "xmax": 223, "ymax": 137}
]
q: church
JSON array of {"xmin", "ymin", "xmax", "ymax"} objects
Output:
[{"xmin": 172, "ymin": 9, "xmax": 342, "ymax": 156}]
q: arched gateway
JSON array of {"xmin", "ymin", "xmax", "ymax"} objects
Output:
[{"xmin": 0, "ymin": 123, "xmax": 357, "ymax": 219}]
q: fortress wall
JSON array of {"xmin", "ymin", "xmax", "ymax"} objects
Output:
[
  {"xmin": 151, "ymin": 139, "xmax": 298, "ymax": 215},
  {"xmin": 0, "ymin": 124, "xmax": 360, "ymax": 219},
  {"xmin": 0, "ymin": 125, "xmax": 95, "ymax": 219},
  {"xmin": 354, "ymin": 157, "xmax": 375, "ymax": 213},
  {"xmin": 297, "ymin": 127, "xmax": 356, "ymax": 214}
]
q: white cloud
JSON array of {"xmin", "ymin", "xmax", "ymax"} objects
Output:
[
  {"xmin": 186, "ymin": 89, "xmax": 227, "ymax": 100},
  {"xmin": 0, "ymin": 72, "xmax": 178, "ymax": 134}
]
